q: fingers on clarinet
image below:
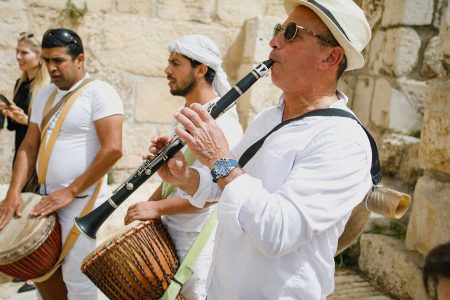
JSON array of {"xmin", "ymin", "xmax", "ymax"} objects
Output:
[
  {"xmin": 181, "ymin": 106, "xmax": 203, "ymax": 127},
  {"xmin": 190, "ymin": 103, "xmax": 211, "ymax": 122},
  {"xmin": 174, "ymin": 127, "xmax": 192, "ymax": 143}
]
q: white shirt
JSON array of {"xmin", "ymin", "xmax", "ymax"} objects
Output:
[
  {"xmin": 192, "ymin": 92, "xmax": 373, "ymax": 299},
  {"xmin": 30, "ymin": 75, "xmax": 124, "ymax": 197},
  {"xmin": 163, "ymin": 102, "xmax": 243, "ymax": 232}
]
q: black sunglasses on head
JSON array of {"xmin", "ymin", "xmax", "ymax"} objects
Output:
[
  {"xmin": 43, "ymin": 29, "xmax": 80, "ymax": 46},
  {"xmin": 273, "ymin": 22, "xmax": 337, "ymax": 46},
  {"xmin": 19, "ymin": 32, "xmax": 34, "ymax": 38}
]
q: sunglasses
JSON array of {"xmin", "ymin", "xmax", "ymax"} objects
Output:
[
  {"xmin": 19, "ymin": 32, "xmax": 34, "ymax": 38},
  {"xmin": 273, "ymin": 22, "xmax": 337, "ymax": 46},
  {"xmin": 43, "ymin": 29, "xmax": 80, "ymax": 46}
]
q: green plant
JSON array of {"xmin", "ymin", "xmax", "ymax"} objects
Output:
[
  {"xmin": 370, "ymin": 223, "xmax": 406, "ymax": 239},
  {"xmin": 62, "ymin": 0, "xmax": 88, "ymax": 20}
]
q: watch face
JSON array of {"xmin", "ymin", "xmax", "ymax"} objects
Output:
[{"xmin": 216, "ymin": 160, "xmax": 232, "ymax": 176}]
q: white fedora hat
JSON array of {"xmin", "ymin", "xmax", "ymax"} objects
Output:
[{"xmin": 284, "ymin": 0, "xmax": 371, "ymax": 71}]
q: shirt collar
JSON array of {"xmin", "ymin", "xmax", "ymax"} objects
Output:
[
  {"xmin": 57, "ymin": 73, "xmax": 90, "ymax": 95},
  {"xmin": 277, "ymin": 89, "xmax": 349, "ymax": 110}
]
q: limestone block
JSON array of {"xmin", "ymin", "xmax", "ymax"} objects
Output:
[
  {"xmin": 236, "ymin": 64, "xmax": 282, "ymax": 129},
  {"xmin": 441, "ymin": 15, "xmax": 450, "ymax": 65},
  {"xmin": 421, "ymin": 36, "xmax": 446, "ymax": 78},
  {"xmin": 157, "ymin": 0, "xmax": 214, "ymax": 23},
  {"xmin": 264, "ymin": 0, "xmax": 286, "ymax": 17},
  {"xmin": 116, "ymin": 122, "xmax": 172, "ymax": 170},
  {"xmin": 351, "ymin": 76, "xmax": 374, "ymax": 126},
  {"xmin": 405, "ymin": 173, "xmax": 450, "ymax": 256},
  {"xmin": 0, "ymin": 131, "xmax": 14, "ymax": 184},
  {"xmin": 361, "ymin": 0, "xmax": 384, "ymax": 29},
  {"xmin": 381, "ymin": 0, "xmax": 433, "ymax": 26},
  {"xmin": 419, "ymin": 80, "xmax": 450, "ymax": 173},
  {"xmin": 242, "ymin": 16, "xmax": 282, "ymax": 64},
  {"xmin": 379, "ymin": 133, "xmax": 420, "ymax": 177},
  {"xmin": 28, "ymin": 0, "xmax": 65, "ymax": 9},
  {"xmin": 398, "ymin": 142, "xmax": 423, "ymax": 186},
  {"xmin": 359, "ymin": 234, "xmax": 430, "ymax": 300},
  {"xmin": 116, "ymin": 0, "xmax": 154, "ymax": 15},
  {"xmin": 371, "ymin": 78, "xmax": 421, "ymax": 132},
  {"xmin": 29, "ymin": 0, "xmax": 112, "ymax": 12},
  {"xmin": 86, "ymin": 15, "xmax": 238, "ymax": 77},
  {"xmin": 368, "ymin": 29, "xmax": 421, "ymax": 76},
  {"xmin": 337, "ymin": 75, "xmax": 356, "ymax": 109},
  {"xmin": 216, "ymin": 0, "xmax": 266, "ymax": 27},
  {"xmin": 0, "ymin": 6, "xmax": 27, "ymax": 28},
  {"xmin": 135, "ymin": 77, "xmax": 184, "ymax": 124},
  {"xmin": 397, "ymin": 78, "xmax": 428, "ymax": 116}
]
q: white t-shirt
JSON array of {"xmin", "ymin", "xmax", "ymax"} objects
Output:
[
  {"xmin": 30, "ymin": 75, "xmax": 123, "ymax": 197},
  {"xmin": 162, "ymin": 101, "xmax": 243, "ymax": 232},
  {"xmin": 192, "ymin": 91, "xmax": 373, "ymax": 299}
]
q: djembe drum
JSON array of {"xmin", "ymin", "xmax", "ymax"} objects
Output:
[
  {"xmin": 81, "ymin": 220, "xmax": 180, "ymax": 300},
  {"xmin": 0, "ymin": 193, "xmax": 62, "ymax": 279}
]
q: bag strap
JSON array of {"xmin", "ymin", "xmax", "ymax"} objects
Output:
[
  {"xmin": 37, "ymin": 80, "xmax": 94, "ymax": 184},
  {"xmin": 238, "ymin": 108, "xmax": 382, "ymax": 185},
  {"xmin": 41, "ymin": 78, "xmax": 95, "ymax": 133},
  {"xmin": 32, "ymin": 178, "xmax": 104, "ymax": 283},
  {"xmin": 160, "ymin": 208, "xmax": 217, "ymax": 300}
]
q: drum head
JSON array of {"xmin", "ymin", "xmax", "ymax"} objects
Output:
[{"xmin": 0, "ymin": 193, "xmax": 57, "ymax": 265}]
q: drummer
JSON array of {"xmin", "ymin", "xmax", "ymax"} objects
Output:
[
  {"xmin": 0, "ymin": 28, "xmax": 123, "ymax": 299},
  {"xmin": 124, "ymin": 35, "xmax": 243, "ymax": 299}
]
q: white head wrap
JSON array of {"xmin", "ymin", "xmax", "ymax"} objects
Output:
[{"xmin": 168, "ymin": 35, "xmax": 231, "ymax": 97}]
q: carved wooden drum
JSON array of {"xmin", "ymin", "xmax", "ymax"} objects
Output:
[
  {"xmin": 81, "ymin": 220, "xmax": 179, "ymax": 300},
  {"xmin": 0, "ymin": 193, "xmax": 61, "ymax": 279}
]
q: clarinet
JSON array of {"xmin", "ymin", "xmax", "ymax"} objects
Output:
[{"xmin": 75, "ymin": 59, "xmax": 274, "ymax": 239}]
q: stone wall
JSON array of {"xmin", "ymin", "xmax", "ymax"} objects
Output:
[
  {"xmin": 354, "ymin": 1, "xmax": 449, "ymax": 299},
  {"xmin": 0, "ymin": 0, "xmax": 285, "ymax": 183}
]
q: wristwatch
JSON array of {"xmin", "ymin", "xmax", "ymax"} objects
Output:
[{"xmin": 211, "ymin": 158, "xmax": 239, "ymax": 183}]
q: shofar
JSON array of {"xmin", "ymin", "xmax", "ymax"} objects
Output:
[{"xmin": 336, "ymin": 185, "xmax": 411, "ymax": 255}]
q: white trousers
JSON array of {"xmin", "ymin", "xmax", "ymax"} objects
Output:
[
  {"xmin": 167, "ymin": 225, "xmax": 215, "ymax": 300},
  {"xmin": 36, "ymin": 194, "xmax": 104, "ymax": 300}
]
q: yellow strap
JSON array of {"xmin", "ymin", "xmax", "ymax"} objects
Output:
[
  {"xmin": 37, "ymin": 87, "xmax": 86, "ymax": 184},
  {"xmin": 32, "ymin": 178, "xmax": 104, "ymax": 283},
  {"xmin": 40, "ymin": 89, "xmax": 58, "ymax": 140}
]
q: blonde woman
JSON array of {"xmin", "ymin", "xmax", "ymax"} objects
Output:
[{"xmin": 0, "ymin": 32, "xmax": 49, "ymax": 162}]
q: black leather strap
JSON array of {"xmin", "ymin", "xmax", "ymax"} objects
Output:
[{"xmin": 238, "ymin": 108, "xmax": 382, "ymax": 185}]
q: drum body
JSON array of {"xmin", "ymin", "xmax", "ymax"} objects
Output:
[
  {"xmin": 0, "ymin": 193, "xmax": 62, "ymax": 279},
  {"xmin": 82, "ymin": 220, "xmax": 179, "ymax": 300}
]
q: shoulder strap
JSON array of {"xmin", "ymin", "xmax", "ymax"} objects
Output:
[
  {"xmin": 37, "ymin": 79, "xmax": 94, "ymax": 184},
  {"xmin": 41, "ymin": 78, "xmax": 95, "ymax": 131},
  {"xmin": 238, "ymin": 108, "xmax": 382, "ymax": 185}
]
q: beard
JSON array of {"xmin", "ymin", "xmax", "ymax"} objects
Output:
[{"xmin": 169, "ymin": 73, "xmax": 196, "ymax": 96}]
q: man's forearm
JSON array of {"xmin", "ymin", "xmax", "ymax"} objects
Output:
[{"xmin": 8, "ymin": 147, "xmax": 37, "ymax": 196}]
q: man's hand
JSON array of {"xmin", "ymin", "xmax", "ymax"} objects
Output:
[
  {"xmin": 124, "ymin": 201, "xmax": 161, "ymax": 225},
  {"xmin": 174, "ymin": 103, "xmax": 232, "ymax": 169},
  {"xmin": 0, "ymin": 194, "xmax": 24, "ymax": 229},
  {"xmin": 0, "ymin": 103, "xmax": 28, "ymax": 125},
  {"xmin": 32, "ymin": 187, "xmax": 75, "ymax": 216},
  {"xmin": 144, "ymin": 134, "xmax": 191, "ymax": 186}
]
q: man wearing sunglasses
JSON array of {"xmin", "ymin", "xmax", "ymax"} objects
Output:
[
  {"xmin": 0, "ymin": 28, "xmax": 123, "ymax": 299},
  {"xmin": 145, "ymin": 0, "xmax": 373, "ymax": 299}
]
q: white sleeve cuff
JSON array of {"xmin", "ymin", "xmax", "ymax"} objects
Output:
[{"xmin": 189, "ymin": 166, "xmax": 217, "ymax": 208}]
